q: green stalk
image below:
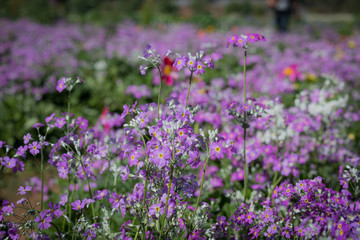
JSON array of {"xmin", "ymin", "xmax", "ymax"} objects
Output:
[
  {"xmin": 40, "ymin": 148, "xmax": 44, "ymax": 211},
  {"xmin": 185, "ymin": 71, "xmax": 194, "ymax": 107},
  {"xmin": 243, "ymin": 128, "xmax": 248, "ymax": 203},
  {"xmin": 242, "ymin": 49, "xmax": 248, "ymax": 203},
  {"xmin": 243, "ymin": 50, "xmax": 247, "ymax": 103},
  {"xmin": 160, "ymin": 140, "xmax": 175, "ymax": 238},
  {"xmin": 193, "ymin": 154, "xmax": 210, "ymax": 220},
  {"xmin": 79, "ymin": 158, "xmax": 96, "ymax": 222},
  {"xmin": 156, "ymin": 67, "xmax": 162, "ymax": 120}
]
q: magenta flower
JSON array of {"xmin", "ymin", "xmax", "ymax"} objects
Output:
[
  {"xmin": 173, "ymin": 56, "xmax": 187, "ymax": 71},
  {"xmin": 187, "ymin": 58, "xmax": 197, "ymax": 69},
  {"xmin": 29, "ymin": 141, "xmax": 41, "ymax": 155},
  {"xmin": 209, "ymin": 142, "xmax": 224, "ymax": 160},
  {"xmin": 2, "ymin": 156, "xmax": 17, "ymax": 168},
  {"xmin": 149, "ymin": 203, "xmax": 164, "ymax": 217},
  {"xmin": 235, "ymin": 36, "xmax": 247, "ymax": 47},
  {"xmin": 76, "ymin": 116, "xmax": 88, "ymax": 130},
  {"xmin": 56, "ymin": 77, "xmax": 66, "ymax": 93},
  {"xmin": 16, "ymin": 145, "xmax": 27, "ymax": 157},
  {"xmin": 194, "ymin": 62, "xmax": 206, "ymax": 75},
  {"xmin": 17, "ymin": 186, "xmax": 32, "ymax": 195},
  {"xmin": 55, "ymin": 117, "xmax": 66, "ymax": 128},
  {"xmin": 46, "ymin": 202, "xmax": 63, "ymax": 219},
  {"xmin": 139, "ymin": 65, "xmax": 146, "ymax": 75},
  {"xmin": 71, "ymin": 200, "xmax": 85, "ymax": 211},
  {"xmin": 35, "ymin": 211, "xmax": 52, "ymax": 230},
  {"xmin": 23, "ymin": 133, "xmax": 32, "ymax": 144}
]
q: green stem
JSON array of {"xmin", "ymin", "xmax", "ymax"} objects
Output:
[
  {"xmin": 243, "ymin": 50, "xmax": 247, "ymax": 103},
  {"xmin": 140, "ymin": 166, "xmax": 149, "ymax": 240},
  {"xmin": 68, "ymin": 184, "xmax": 74, "ymax": 232},
  {"xmin": 51, "ymin": 222, "xmax": 63, "ymax": 240},
  {"xmin": 193, "ymin": 153, "xmax": 210, "ymax": 220},
  {"xmin": 79, "ymin": 158, "xmax": 96, "ymax": 222},
  {"xmin": 160, "ymin": 166, "xmax": 174, "ymax": 238},
  {"xmin": 291, "ymin": 204, "xmax": 295, "ymax": 236},
  {"xmin": 157, "ymin": 67, "xmax": 162, "ymax": 120},
  {"xmin": 67, "ymin": 92, "xmax": 71, "ymax": 135},
  {"xmin": 243, "ymin": 128, "xmax": 248, "ymax": 203},
  {"xmin": 185, "ymin": 71, "xmax": 194, "ymax": 107},
  {"xmin": 40, "ymin": 148, "xmax": 44, "ymax": 211}
]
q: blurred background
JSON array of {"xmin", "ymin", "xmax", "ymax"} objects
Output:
[{"xmin": 0, "ymin": 0, "xmax": 359, "ymax": 28}]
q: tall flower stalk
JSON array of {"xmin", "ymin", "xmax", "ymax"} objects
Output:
[
  {"xmin": 242, "ymin": 50, "xmax": 248, "ymax": 202},
  {"xmin": 156, "ymin": 67, "xmax": 162, "ymax": 119},
  {"xmin": 185, "ymin": 71, "xmax": 194, "ymax": 107},
  {"xmin": 226, "ymin": 33, "xmax": 266, "ymax": 203}
]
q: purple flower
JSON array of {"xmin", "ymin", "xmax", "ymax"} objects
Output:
[
  {"xmin": 23, "ymin": 133, "xmax": 32, "ymax": 144},
  {"xmin": 194, "ymin": 62, "xmax": 206, "ymax": 75},
  {"xmin": 47, "ymin": 202, "xmax": 63, "ymax": 218},
  {"xmin": 34, "ymin": 211, "xmax": 52, "ymax": 230},
  {"xmin": 45, "ymin": 113, "xmax": 55, "ymax": 123},
  {"xmin": 143, "ymin": 44, "xmax": 152, "ymax": 58},
  {"xmin": 94, "ymin": 189, "xmax": 108, "ymax": 200},
  {"xmin": 139, "ymin": 65, "xmax": 146, "ymax": 75},
  {"xmin": 149, "ymin": 203, "xmax": 164, "ymax": 217},
  {"xmin": 209, "ymin": 142, "xmax": 224, "ymax": 160},
  {"xmin": 16, "ymin": 145, "xmax": 27, "ymax": 157},
  {"xmin": 29, "ymin": 141, "xmax": 41, "ymax": 155},
  {"xmin": 76, "ymin": 116, "xmax": 88, "ymax": 130},
  {"xmin": 173, "ymin": 56, "xmax": 187, "ymax": 71},
  {"xmin": 71, "ymin": 200, "xmax": 85, "ymax": 211},
  {"xmin": 55, "ymin": 117, "xmax": 66, "ymax": 128},
  {"xmin": 187, "ymin": 58, "xmax": 197, "ymax": 70},
  {"xmin": 226, "ymin": 35, "xmax": 238, "ymax": 48},
  {"xmin": 235, "ymin": 36, "xmax": 247, "ymax": 47},
  {"xmin": 2, "ymin": 156, "xmax": 17, "ymax": 168},
  {"xmin": 33, "ymin": 123, "xmax": 44, "ymax": 129},
  {"xmin": 56, "ymin": 77, "xmax": 66, "ymax": 93},
  {"xmin": 83, "ymin": 229, "xmax": 97, "ymax": 240},
  {"xmin": 17, "ymin": 186, "xmax": 32, "ymax": 195}
]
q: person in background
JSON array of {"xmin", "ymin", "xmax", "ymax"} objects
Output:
[{"xmin": 267, "ymin": 0, "xmax": 298, "ymax": 32}]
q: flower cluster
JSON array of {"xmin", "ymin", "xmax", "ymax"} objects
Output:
[
  {"xmin": 226, "ymin": 33, "xmax": 266, "ymax": 49},
  {"xmin": 227, "ymin": 97, "xmax": 267, "ymax": 129},
  {"xmin": 173, "ymin": 50, "xmax": 214, "ymax": 75}
]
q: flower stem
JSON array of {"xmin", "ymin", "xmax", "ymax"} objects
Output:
[
  {"xmin": 156, "ymin": 67, "xmax": 162, "ymax": 120},
  {"xmin": 185, "ymin": 71, "xmax": 194, "ymax": 107},
  {"xmin": 160, "ymin": 167, "xmax": 173, "ymax": 239},
  {"xmin": 243, "ymin": 50, "xmax": 247, "ymax": 103},
  {"xmin": 160, "ymin": 139, "xmax": 175, "ymax": 238},
  {"xmin": 193, "ymin": 152, "xmax": 210, "ymax": 221},
  {"xmin": 40, "ymin": 148, "xmax": 44, "ymax": 211},
  {"xmin": 79, "ymin": 157, "xmax": 96, "ymax": 222},
  {"xmin": 243, "ymin": 128, "xmax": 248, "ymax": 203}
]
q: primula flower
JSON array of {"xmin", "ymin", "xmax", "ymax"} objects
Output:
[
  {"xmin": 34, "ymin": 211, "xmax": 52, "ymax": 230},
  {"xmin": 29, "ymin": 141, "xmax": 41, "ymax": 155},
  {"xmin": 209, "ymin": 142, "xmax": 224, "ymax": 160},
  {"xmin": 194, "ymin": 62, "xmax": 206, "ymax": 75},
  {"xmin": 83, "ymin": 229, "xmax": 97, "ymax": 240},
  {"xmin": 227, "ymin": 33, "xmax": 265, "ymax": 48},
  {"xmin": 56, "ymin": 77, "xmax": 66, "ymax": 93},
  {"xmin": 17, "ymin": 186, "xmax": 32, "ymax": 195},
  {"xmin": 55, "ymin": 117, "xmax": 66, "ymax": 128},
  {"xmin": 173, "ymin": 56, "xmax": 187, "ymax": 71},
  {"xmin": 71, "ymin": 200, "xmax": 85, "ymax": 211},
  {"xmin": 16, "ymin": 145, "xmax": 27, "ymax": 157},
  {"xmin": 23, "ymin": 133, "xmax": 32, "ymax": 144},
  {"xmin": 47, "ymin": 202, "xmax": 63, "ymax": 219},
  {"xmin": 149, "ymin": 203, "xmax": 164, "ymax": 217},
  {"xmin": 76, "ymin": 116, "xmax": 88, "ymax": 130},
  {"xmin": 281, "ymin": 64, "xmax": 300, "ymax": 82}
]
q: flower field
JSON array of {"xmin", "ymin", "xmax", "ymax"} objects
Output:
[{"xmin": 0, "ymin": 19, "xmax": 360, "ymax": 239}]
